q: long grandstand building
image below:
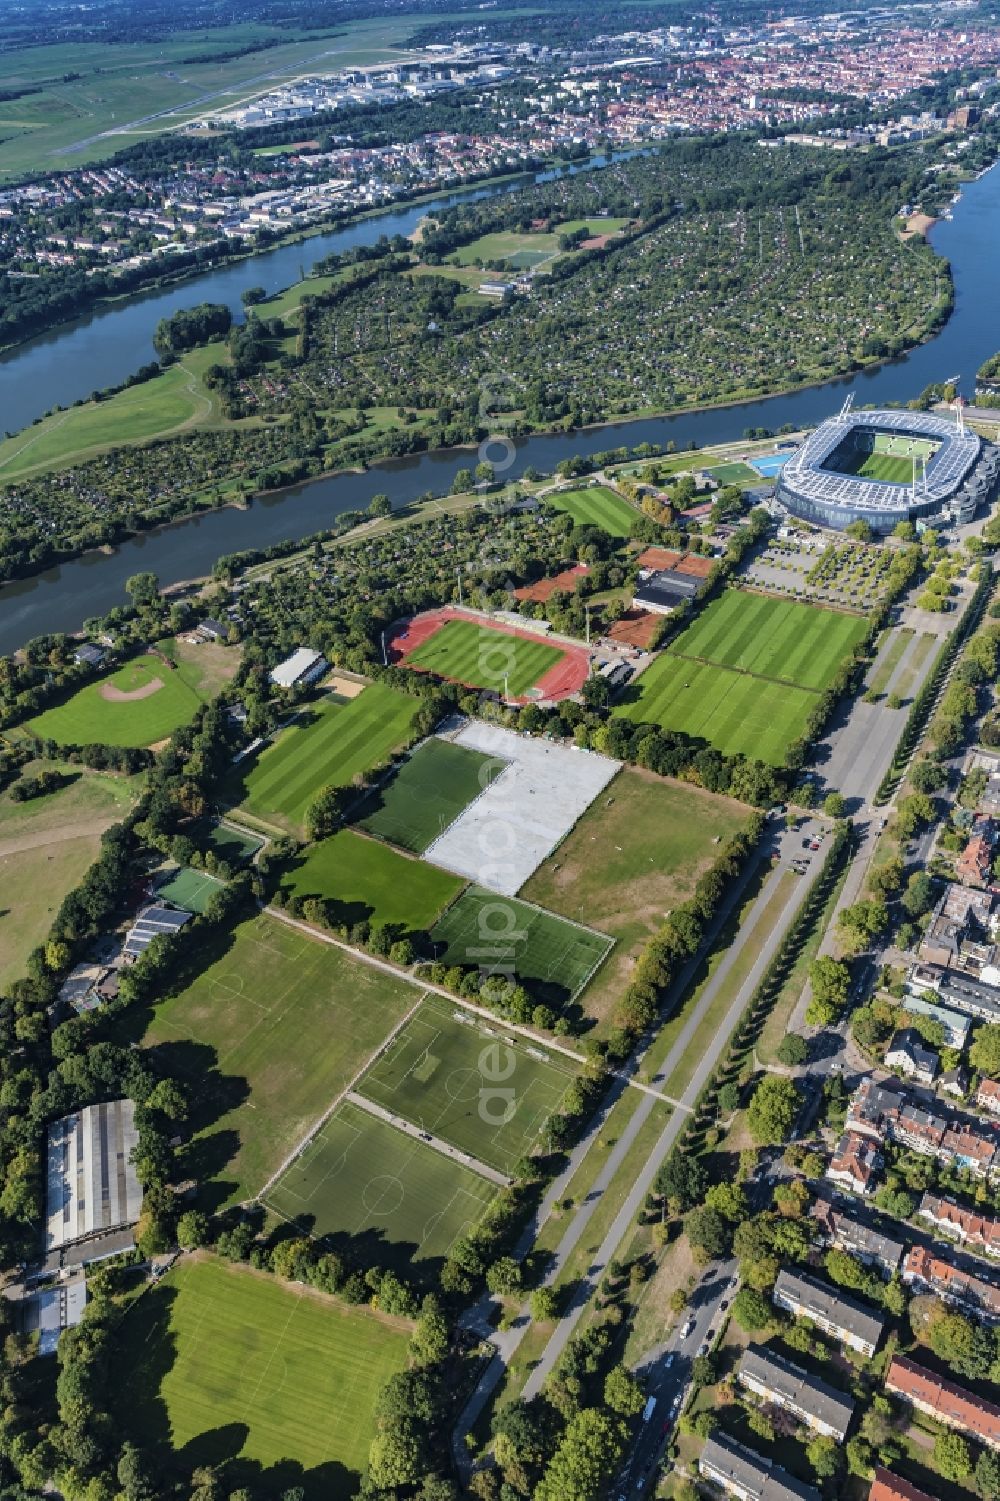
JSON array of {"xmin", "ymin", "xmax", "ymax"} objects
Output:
[{"xmin": 777, "ymin": 406, "xmax": 998, "ymax": 533}]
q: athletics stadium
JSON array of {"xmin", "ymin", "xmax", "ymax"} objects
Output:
[{"xmin": 777, "ymin": 401, "xmax": 999, "ymax": 533}]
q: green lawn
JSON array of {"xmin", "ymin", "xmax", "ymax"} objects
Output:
[
  {"xmin": 429, "ymin": 886, "xmax": 612, "ymax": 1007},
  {"xmin": 618, "ymin": 653, "xmax": 816, "ymax": 765},
  {"xmin": 521, "ymin": 768, "xmax": 747, "ymax": 1025},
  {"xmin": 669, "ymin": 589, "xmax": 868, "ymax": 691},
  {"xmin": 703, "ymin": 461, "xmax": 761, "ymax": 486},
  {"xmin": 404, "ymin": 619, "xmax": 563, "ymax": 696},
  {"xmin": 281, "ymin": 830, "xmax": 463, "ymax": 935},
  {"xmin": 357, "ymin": 993, "xmax": 578, "ymax": 1173},
  {"xmin": 0, "ymin": 362, "xmax": 206, "ymax": 480},
  {"xmin": 358, "ymin": 737, "xmax": 502, "ymax": 853},
  {"xmin": 141, "ymin": 913, "xmax": 417, "ymax": 1206},
  {"xmin": 117, "ymin": 1255, "xmax": 409, "ymax": 1498},
  {"xmin": 545, "ymin": 484, "xmax": 637, "ymax": 537},
  {"xmin": 265, "ymin": 1098, "xmax": 495, "ymax": 1272},
  {"xmin": 27, "ymin": 647, "xmax": 211, "ymax": 747},
  {"xmin": 233, "ymin": 682, "xmax": 419, "ymax": 835}
]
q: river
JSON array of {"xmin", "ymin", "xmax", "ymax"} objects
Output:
[{"xmin": 1, "ymin": 158, "xmax": 999, "ymax": 654}]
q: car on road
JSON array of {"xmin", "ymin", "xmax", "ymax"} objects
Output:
[
  {"xmin": 680, "ymin": 1319, "xmax": 694, "ymax": 1339},
  {"xmin": 664, "ymin": 1352, "xmax": 675, "ymax": 1368}
]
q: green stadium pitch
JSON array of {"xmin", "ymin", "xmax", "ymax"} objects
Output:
[
  {"xmin": 359, "ymin": 737, "xmax": 503, "ymax": 853},
  {"xmin": 355, "ymin": 994, "xmax": 579, "ymax": 1173},
  {"xmin": 264, "ymin": 1097, "xmax": 495, "ymax": 1272},
  {"xmin": 429, "ymin": 885, "xmax": 613, "ymax": 1006},
  {"xmin": 405, "ymin": 619, "xmax": 562, "ymax": 696}
]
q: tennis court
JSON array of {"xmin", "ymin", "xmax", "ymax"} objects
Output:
[
  {"xmin": 156, "ymin": 866, "xmax": 224, "ymax": 914},
  {"xmin": 430, "ymin": 885, "xmax": 612, "ymax": 1005},
  {"xmin": 355, "ymin": 994, "xmax": 578, "ymax": 1173},
  {"xmin": 265, "ymin": 1098, "xmax": 495, "ymax": 1269}
]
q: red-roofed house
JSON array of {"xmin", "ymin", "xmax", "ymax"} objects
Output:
[
  {"xmin": 869, "ymin": 1467, "xmax": 939, "ymax": 1501},
  {"xmin": 918, "ymin": 1192, "xmax": 1000, "ymax": 1258},
  {"xmin": 826, "ymin": 1131, "xmax": 881, "ymax": 1196},
  {"xmin": 901, "ymin": 1245, "xmax": 1000, "ymax": 1321},
  {"xmin": 978, "ymin": 1078, "xmax": 1000, "ymax": 1118},
  {"xmin": 886, "ymin": 1356, "xmax": 1000, "ymax": 1450}
]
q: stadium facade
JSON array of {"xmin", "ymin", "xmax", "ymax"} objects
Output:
[{"xmin": 777, "ymin": 408, "xmax": 999, "ymax": 533}]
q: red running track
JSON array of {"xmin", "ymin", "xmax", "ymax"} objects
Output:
[{"xmin": 387, "ymin": 606, "xmax": 591, "ymax": 704}]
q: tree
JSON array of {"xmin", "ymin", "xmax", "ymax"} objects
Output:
[
  {"xmin": 531, "ymin": 1287, "xmax": 559, "ymax": 1322},
  {"xmin": 718, "ymin": 1081, "xmax": 741, "ymax": 1114},
  {"xmin": 730, "ymin": 1287, "xmax": 771, "ymax": 1332},
  {"xmin": 704, "ymin": 1181, "xmax": 748, "ymax": 1223},
  {"xmin": 807, "ymin": 1436, "xmax": 842, "ymax": 1479},
  {"xmin": 846, "ymin": 519, "xmax": 873, "ymax": 542},
  {"xmin": 970, "ymin": 1023, "xmax": 1000, "ymax": 1079},
  {"xmin": 934, "ymin": 1430, "xmax": 973, "ymax": 1481},
  {"xmin": 410, "ymin": 1295, "xmax": 449, "ymax": 1367},
  {"xmin": 824, "ymin": 792, "xmax": 846, "ymax": 818},
  {"xmin": 604, "ymin": 1365, "xmax": 645, "ymax": 1417},
  {"xmin": 125, "ymin": 571, "xmax": 159, "ymax": 605},
  {"xmin": 776, "ymin": 1034, "xmax": 808, "ymax": 1067},
  {"xmin": 976, "ymin": 1449, "xmax": 1000, "ymax": 1501},
  {"xmin": 685, "ymin": 1205, "xmax": 731, "ymax": 1263},
  {"xmin": 534, "ymin": 1408, "xmax": 627, "ymax": 1501},
  {"xmin": 452, "ymin": 467, "xmax": 474, "ymax": 494},
  {"xmin": 747, "ymin": 1076, "xmax": 800, "ymax": 1145},
  {"xmin": 117, "ymin": 1442, "xmax": 156, "ymax": 1501},
  {"xmin": 486, "ymin": 1257, "xmax": 522, "ymax": 1296},
  {"xmin": 656, "ymin": 1152, "xmax": 708, "ymax": 1213},
  {"xmin": 241, "ymin": 285, "xmax": 267, "ymax": 306},
  {"xmin": 368, "ymin": 492, "xmax": 392, "ymax": 518},
  {"xmin": 808, "ymin": 957, "xmax": 850, "ymax": 1014},
  {"xmin": 836, "ymin": 898, "xmax": 889, "ymax": 955},
  {"xmin": 176, "ymin": 1210, "xmax": 210, "ymax": 1249}
]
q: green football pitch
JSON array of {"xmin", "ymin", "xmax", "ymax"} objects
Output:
[
  {"xmin": 356, "ymin": 993, "xmax": 579, "ymax": 1173},
  {"xmin": 156, "ymin": 866, "xmax": 224, "ymax": 914},
  {"xmin": 429, "ymin": 885, "xmax": 613, "ymax": 1006},
  {"xmin": 233, "ymin": 682, "xmax": 418, "ymax": 834},
  {"xmin": 28, "ymin": 650, "xmax": 206, "ymax": 748},
  {"xmin": 856, "ymin": 452, "xmax": 918, "ymax": 484},
  {"xmin": 359, "ymin": 737, "xmax": 503, "ymax": 853},
  {"xmin": 703, "ymin": 462, "xmax": 760, "ymax": 486},
  {"xmin": 281, "ymin": 829, "xmax": 464, "ymax": 934},
  {"xmin": 671, "ymin": 590, "xmax": 869, "ymax": 691},
  {"xmin": 142, "ymin": 914, "xmax": 417, "ymax": 1203},
  {"xmin": 545, "ymin": 484, "xmax": 638, "ymax": 537},
  {"xmin": 405, "ymin": 619, "xmax": 562, "ymax": 695},
  {"xmin": 836, "ymin": 433, "xmax": 939, "ymax": 486},
  {"xmin": 117, "ymin": 1255, "xmax": 409, "ymax": 1497},
  {"xmin": 265, "ymin": 1098, "xmax": 495, "ymax": 1269}
]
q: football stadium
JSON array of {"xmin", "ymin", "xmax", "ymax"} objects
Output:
[{"xmin": 777, "ymin": 404, "xmax": 998, "ymax": 533}]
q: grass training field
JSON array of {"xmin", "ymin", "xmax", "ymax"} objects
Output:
[
  {"xmin": 703, "ymin": 461, "xmax": 761, "ymax": 486},
  {"xmin": 618, "ymin": 652, "xmax": 817, "ymax": 764},
  {"xmin": 522, "ymin": 768, "xmax": 747, "ymax": 1021},
  {"xmin": 670, "ymin": 589, "xmax": 868, "ymax": 691},
  {"xmin": 405, "ymin": 619, "xmax": 562, "ymax": 696},
  {"xmin": 545, "ymin": 484, "xmax": 638, "ymax": 537},
  {"xmin": 356, "ymin": 993, "xmax": 578, "ymax": 1173},
  {"xmin": 156, "ymin": 866, "xmax": 225, "ymax": 914},
  {"xmin": 266, "ymin": 1098, "xmax": 495, "ymax": 1270},
  {"xmin": 281, "ymin": 829, "xmax": 463, "ymax": 934},
  {"xmin": 27, "ymin": 646, "xmax": 214, "ymax": 748},
  {"xmin": 118, "ymin": 1255, "xmax": 409, "ymax": 1498},
  {"xmin": 142, "ymin": 913, "xmax": 417, "ymax": 1205},
  {"xmin": 0, "ymin": 764, "xmax": 138, "ymax": 990},
  {"xmin": 429, "ymin": 885, "xmax": 612, "ymax": 1006},
  {"xmin": 450, "ymin": 229, "xmax": 560, "ymax": 268},
  {"xmin": 359, "ymin": 736, "xmax": 501, "ymax": 853},
  {"xmin": 234, "ymin": 682, "xmax": 418, "ymax": 834}
]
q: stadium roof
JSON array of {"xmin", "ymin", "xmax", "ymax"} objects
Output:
[
  {"xmin": 46, "ymin": 1099, "xmax": 142, "ymax": 1252},
  {"xmin": 780, "ymin": 408, "xmax": 981, "ymax": 517}
]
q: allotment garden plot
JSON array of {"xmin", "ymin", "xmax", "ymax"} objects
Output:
[
  {"xmin": 423, "ymin": 721, "xmax": 620, "ymax": 895},
  {"xmin": 265, "ymin": 1098, "xmax": 494, "ymax": 1271},
  {"xmin": 233, "ymin": 681, "xmax": 418, "ymax": 834},
  {"xmin": 355, "ymin": 994, "xmax": 578, "ymax": 1174},
  {"xmin": 359, "ymin": 735, "xmax": 503, "ymax": 853},
  {"xmin": 118, "ymin": 1255, "xmax": 408, "ymax": 1499},
  {"xmin": 142, "ymin": 913, "xmax": 416, "ymax": 1205},
  {"xmin": 619, "ymin": 590, "xmax": 868, "ymax": 764},
  {"xmin": 430, "ymin": 886, "xmax": 612, "ymax": 1007}
]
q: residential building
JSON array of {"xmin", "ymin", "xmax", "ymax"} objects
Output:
[
  {"xmin": 269, "ymin": 646, "xmax": 328, "ymax": 689},
  {"xmin": 45, "ymin": 1099, "xmax": 142, "ymax": 1254},
  {"xmin": 772, "ymin": 1269, "xmax": 885, "ymax": 1357},
  {"xmin": 196, "ymin": 617, "xmax": 228, "ymax": 641},
  {"xmin": 3, "ymin": 1275, "xmax": 87, "ymax": 1356},
  {"xmin": 886, "ymin": 1355, "xmax": 1000, "ymax": 1450},
  {"xmin": 846, "ymin": 1078, "xmax": 1000, "ymax": 1179},
  {"xmin": 826, "ymin": 1130, "xmax": 881, "ymax": 1196},
  {"xmin": 919, "ymin": 1192, "xmax": 1000, "ymax": 1259},
  {"xmin": 869, "ymin": 1466, "xmax": 940, "ymax": 1501},
  {"xmin": 900, "ymin": 994, "xmax": 970, "ymax": 1052},
  {"xmin": 939, "ymin": 1066, "xmax": 968, "ymax": 1100},
  {"xmin": 956, "ymin": 821, "xmax": 996, "ymax": 889},
  {"xmin": 885, "ymin": 1029, "xmax": 939, "ymax": 1087},
  {"xmin": 699, "ymin": 1435, "xmax": 821, "ymax": 1501},
  {"xmin": 935, "ymin": 969, "xmax": 1000, "ymax": 1025},
  {"xmin": 73, "ymin": 642, "xmax": 106, "ymax": 669},
  {"xmin": 902, "ymin": 1244, "xmax": 1000, "ymax": 1321},
  {"xmin": 978, "ymin": 1078, "xmax": 1000, "ymax": 1117},
  {"xmin": 810, "ymin": 1201, "xmax": 904, "ymax": 1275},
  {"xmin": 737, "ymin": 1345, "xmax": 855, "ymax": 1440}
]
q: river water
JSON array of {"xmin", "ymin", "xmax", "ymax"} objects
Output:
[{"xmin": 1, "ymin": 157, "xmax": 1000, "ymax": 654}]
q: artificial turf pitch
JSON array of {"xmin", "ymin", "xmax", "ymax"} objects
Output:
[
  {"xmin": 405, "ymin": 619, "xmax": 563, "ymax": 695},
  {"xmin": 156, "ymin": 865, "xmax": 224, "ymax": 914},
  {"xmin": 28, "ymin": 651, "xmax": 206, "ymax": 748},
  {"xmin": 117, "ymin": 1255, "xmax": 409, "ymax": 1497},
  {"xmin": 265, "ymin": 1097, "xmax": 495, "ymax": 1268},
  {"xmin": 359, "ymin": 737, "xmax": 502, "ymax": 853},
  {"xmin": 545, "ymin": 484, "xmax": 638, "ymax": 537},
  {"xmin": 280, "ymin": 829, "xmax": 464, "ymax": 933},
  {"xmin": 356, "ymin": 993, "xmax": 579, "ymax": 1173},
  {"xmin": 235, "ymin": 682, "xmax": 418, "ymax": 833},
  {"xmin": 429, "ymin": 885, "xmax": 612, "ymax": 1005},
  {"xmin": 142, "ymin": 914, "xmax": 417, "ymax": 1203}
]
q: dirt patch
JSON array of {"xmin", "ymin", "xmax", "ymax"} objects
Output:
[
  {"xmin": 0, "ymin": 817, "xmax": 116, "ymax": 860},
  {"xmin": 100, "ymin": 677, "xmax": 163, "ymax": 702},
  {"xmin": 323, "ymin": 672, "xmax": 368, "ymax": 699},
  {"xmin": 902, "ymin": 211, "xmax": 937, "ymax": 239},
  {"xmin": 147, "ymin": 738, "xmax": 172, "ymax": 753}
]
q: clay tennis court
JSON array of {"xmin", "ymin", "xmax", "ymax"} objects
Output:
[
  {"xmin": 512, "ymin": 564, "xmax": 589, "ymax": 603},
  {"xmin": 636, "ymin": 547, "xmax": 715, "ymax": 577},
  {"xmin": 606, "ymin": 610, "xmax": 662, "ymax": 649},
  {"xmin": 388, "ymin": 607, "xmax": 591, "ymax": 704}
]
